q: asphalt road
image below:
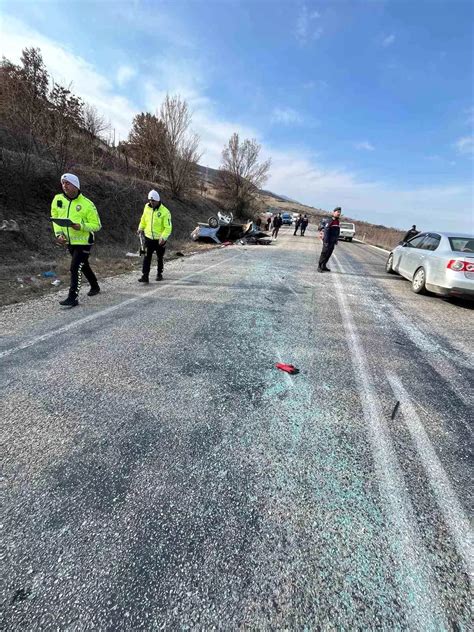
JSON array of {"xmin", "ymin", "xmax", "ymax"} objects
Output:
[{"xmin": 2, "ymin": 226, "xmax": 473, "ymax": 630}]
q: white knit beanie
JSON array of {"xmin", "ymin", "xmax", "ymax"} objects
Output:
[
  {"xmin": 61, "ymin": 173, "xmax": 80, "ymax": 189},
  {"xmin": 148, "ymin": 189, "xmax": 160, "ymax": 202}
]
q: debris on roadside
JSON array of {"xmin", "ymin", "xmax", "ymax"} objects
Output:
[
  {"xmin": 125, "ymin": 252, "xmax": 140, "ymax": 258},
  {"xmin": 41, "ymin": 271, "xmax": 56, "ymax": 278},
  {"xmin": 275, "ymin": 363, "xmax": 300, "ymax": 375},
  {"xmin": 0, "ymin": 219, "xmax": 20, "ymax": 232},
  {"xmin": 243, "ymin": 233, "xmax": 272, "ymax": 245},
  {"xmin": 176, "ymin": 252, "xmax": 185, "ymax": 257},
  {"xmin": 51, "ymin": 279, "xmax": 61, "ymax": 286},
  {"xmin": 391, "ymin": 401, "xmax": 400, "ymax": 420}
]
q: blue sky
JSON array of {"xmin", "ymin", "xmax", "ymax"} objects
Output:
[{"xmin": 1, "ymin": 0, "xmax": 473, "ymax": 231}]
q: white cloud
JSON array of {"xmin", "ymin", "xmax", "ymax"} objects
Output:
[
  {"xmin": 265, "ymin": 146, "xmax": 472, "ymax": 232},
  {"xmin": 355, "ymin": 141, "xmax": 375, "ymax": 151},
  {"xmin": 295, "ymin": 5, "xmax": 323, "ymax": 44},
  {"xmin": 382, "ymin": 34, "xmax": 396, "ymax": 47},
  {"xmin": 271, "ymin": 107, "xmax": 304, "ymax": 125},
  {"xmin": 1, "ymin": 16, "xmax": 471, "ymax": 232},
  {"xmin": 116, "ymin": 65, "xmax": 136, "ymax": 86},
  {"xmin": 455, "ymin": 136, "xmax": 474, "ymax": 156}
]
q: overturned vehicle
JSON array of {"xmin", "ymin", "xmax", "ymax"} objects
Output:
[{"xmin": 191, "ymin": 211, "xmax": 271, "ymax": 245}]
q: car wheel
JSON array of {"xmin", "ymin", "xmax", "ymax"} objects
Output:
[
  {"xmin": 348, "ymin": 238, "xmax": 353, "ymax": 242},
  {"xmin": 412, "ymin": 267, "xmax": 427, "ymax": 294},
  {"xmin": 386, "ymin": 253, "xmax": 396, "ymax": 274},
  {"xmin": 208, "ymin": 216, "xmax": 219, "ymax": 228}
]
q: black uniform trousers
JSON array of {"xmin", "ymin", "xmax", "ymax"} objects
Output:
[
  {"xmin": 68, "ymin": 244, "xmax": 99, "ymax": 297},
  {"xmin": 318, "ymin": 241, "xmax": 336, "ymax": 269},
  {"xmin": 142, "ymin": 238, "xmax": 166, "ymax": 278}
]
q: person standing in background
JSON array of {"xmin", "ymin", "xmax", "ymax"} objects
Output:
[
  {"xmin": 293, "ymin": 214, "xmax": 302, "ymax": 236},
  {"xmin": 300, "ymin": 214, "xmax": 309, "ymax": 236},
  {"xmin": 402, "ymin": 225, "xmax": 420, "ymax": 242},
  {"xmin": 318, "ymin": 207, "xmax": 341, "ymax": 272},
  {"xmin": 272, "ymin": 213, "xmax": 283, "ymax": 239}
]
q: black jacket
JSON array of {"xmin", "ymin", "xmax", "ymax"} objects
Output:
[
  {"xmin": 323, "ymin": 219, "xmax": 340, "ymax": 245},
  {"xmin": 402, "ymin": 228, "xmax": 419, "ymax": 242}
]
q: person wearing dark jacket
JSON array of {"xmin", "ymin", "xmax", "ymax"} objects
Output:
[
  {"xmin": 272, "ymin": 213, "xmax": 283, "ymax": 239},
  {"xmin": 402, "ymin": 225, "xmax": 419, "ymax": 242},
  {"xmin": 318, "ymin": 207, "xmax": 341, "ymax": 272},
  {"xmin": 293, "ymin": 214, "xmax": 302, "ymax": 236},
  {"xmin": 300, "ymin": 214, "xmax": 309, "ymax": 236}
]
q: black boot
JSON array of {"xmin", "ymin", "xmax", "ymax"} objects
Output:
[
  {"xmin": 59, "ymin": 295, "xmax": 79, "ymax": 307},
  {"xmin": 156, "ymin": 273, "xmax": 163, "ymax": 281},
  {"xmin": 87, "ymin": 286, "xmax": 101, "ymax": 296},
  {"xmin": 138, "ymin": 276, "xmax": 149, "ymax": 283}
]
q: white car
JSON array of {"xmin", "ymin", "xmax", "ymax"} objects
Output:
[
  {"xmin": 339, "ymin": 222, "xmax": 356, "ymax": 242},
  {"xmin": 386, "ymin": 231, "xmax": 474, "ymax": 298}
]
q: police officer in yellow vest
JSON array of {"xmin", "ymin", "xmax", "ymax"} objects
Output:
[
  {"xmin": 138, "ymin": 190, "xmax": 172, "ymax": 283},
  {"xmin": 51, "ymin": 173, "xmax": 102, "ymax": 307}
]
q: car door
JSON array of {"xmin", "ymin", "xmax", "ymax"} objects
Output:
[
  {"xmin": 398, "ymin": 234, "xmax": 428, "ymax": 278},
  {"xmin": 419, "ymin": 233, "xmax": 442, "ymax": 285}
]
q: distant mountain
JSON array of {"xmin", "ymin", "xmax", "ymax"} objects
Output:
[{"xmin": 259, "ymin": 190, "xmax": 299, "ymax": 204}]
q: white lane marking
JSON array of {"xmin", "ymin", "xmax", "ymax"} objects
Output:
[
  {"xmin": 388, "ymin": 308, "xmax": 473, "ymax": 413},
  {"xmin": 336, "ymin": 250, "xmax": 473, "ymax": 415},
  {"xmin": 387, "ymin": 372, "xmax": 474, "ymax": 584},
  {"xmin": 332, "ymin": 253, "xmax": 445, "ymax": 629},
  {"xmin": 354, "ymin": 239, "xmax": 390, "ymax": 253},
  {"xmin": 0, "ymin": 253, "xmax": 242, "ymax": 360}
]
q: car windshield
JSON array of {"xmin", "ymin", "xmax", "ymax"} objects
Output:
[
  {"xmin": 340, "ymin": 223, "xmax": 354, "ymax": 229},
  {"xmin": 449, "ymin": 237, "xmax": 474, "ymax": 253}
]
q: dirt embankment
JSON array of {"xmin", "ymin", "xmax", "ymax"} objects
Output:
[{"xmin": 0, "ymin": 152, "xmax": 225, "ymax": 306}]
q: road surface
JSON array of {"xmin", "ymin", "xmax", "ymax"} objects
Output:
[{"xmin": 2, "ymin": 226, "xmax": 473, "ymax": 629}]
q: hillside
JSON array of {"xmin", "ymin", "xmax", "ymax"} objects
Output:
[{"xmin": 0, "ymin": 149, "xmax": 403, "ymax": 307}]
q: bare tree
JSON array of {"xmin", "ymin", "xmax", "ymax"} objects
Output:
[
  {"xmin": 83, "ymin": 104, "xmax": 109, "ymax": 139},
  {"xmin": 82, "ymin": 104, "xmax": 110, "ymax": 166},
  {"xmin": 159, "ymin": 94, "xmax": 201, "ymax": 199},
  {"xmin": 218, "ymin": 133, "xmax": 271, "ymax": 216}
]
